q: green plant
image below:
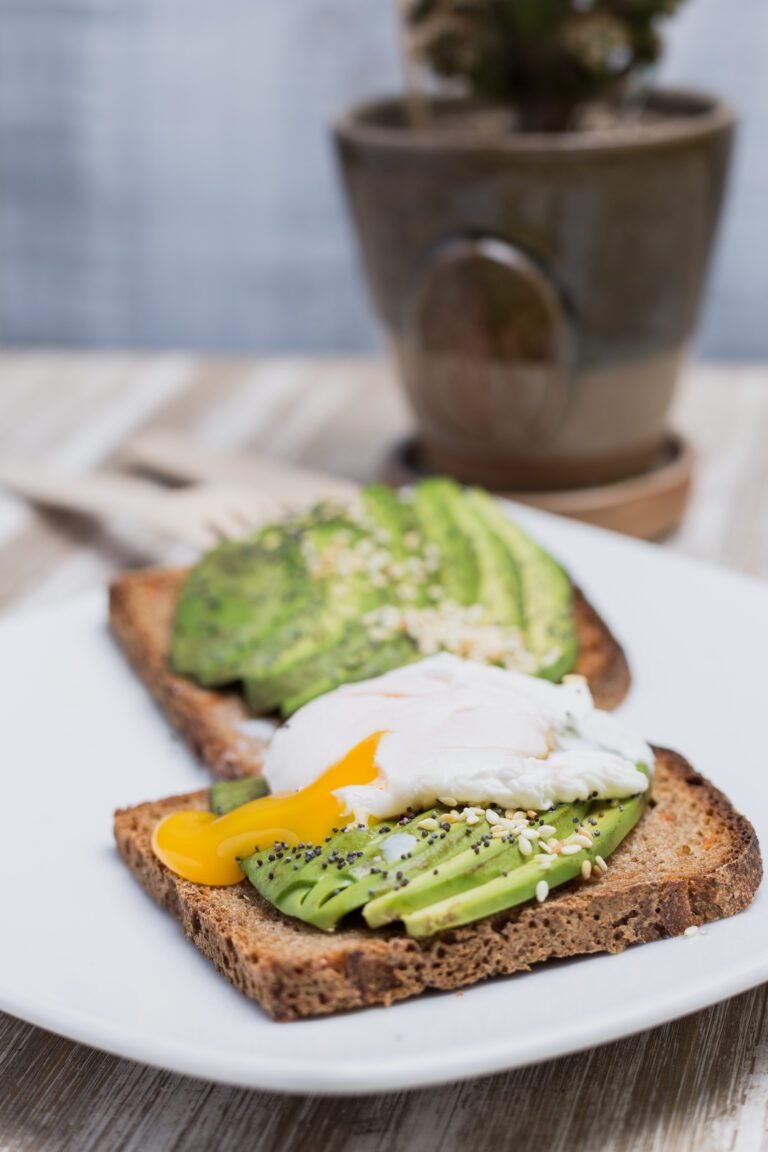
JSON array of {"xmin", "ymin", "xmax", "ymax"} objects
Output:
[{"xmin": 406, "ymin": 0, "xmax": 685, "ymax": 130}]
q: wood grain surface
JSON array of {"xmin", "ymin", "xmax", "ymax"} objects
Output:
[{"xmin": 0, "ymin": 354, "xmax": 766, "ymax": 1152}]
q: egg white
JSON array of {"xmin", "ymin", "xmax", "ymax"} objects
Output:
[{"xmin": 263, "ymin": 654, "xmax": 652, "ymax": 821}]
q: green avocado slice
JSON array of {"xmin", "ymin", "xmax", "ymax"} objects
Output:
[
  {"xmin": 277, "ymin": 631, "xmax": 419, "ymax": 717},
  {"xmin": 400, "ymin": 781, "xmax": 649, "ymax": 936},
  {"xmin": 241, "ymin": 823, "xmax": 373, "ymax": 923},
  {"xmin": 234, "ymin": 514, "xmax": 382, "ymax": 694},
  {"xmin": 447, "ymin": 488, "xmax": 524, "ymax": 628},
  {"xmin": 170, "ymin": 530, "xmax": 313, "ymax": 686},
  {"xmin": 362, "ymin": 799, "xmax": 589, "ymax": 929},
  {"xmin": 292, "ymin": 811, "xmax": 474, "ymax": 931},
  {"xmin": 241, "ymin": 809, "xmax": 469, "ymax": 931},
  {"xmin": 210, "ymin": 776, "xmax": 270, "ymax": 816},
  {"xmin": 465, "ymin": 488, "xmax": 577, "ymax": 680},
  {"xmin": 170, "ymin": 478, "xmax": 580, "ymax": 716},
  {"xmin": 361, "ymin": 483, "xmax": 415, "ymax": 559},
  {"xmin": 412, "ymin": 479, "xmax": 479, "ymax": 606},
  {"xmin": 238, "ymin": 769, "xmax": 649, "ymax": 937},
  {"xmin": 242, "ymin": 484, "xmax": 425, "ymax": 713}
]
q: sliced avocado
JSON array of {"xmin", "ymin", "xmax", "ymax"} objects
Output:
[
  {"xmin": 400, "ymin": 780, "xmax": 649, "ymax": 936},
  {"xmin": 412, "ymin": 479, "xmax": 479, "ymax": 606},
  {"xmin": 241, "ymin": 769, "xmax": 650, "ymax": 936},
  {"xmin": 448, "ymin": 489, "xmax": 523, "ymax": 627},
  {"xmin": 241, "ymin": 808, "xmax": 471, "ymax": 932},
  {"xmin": 170, "ymin": 529, "xmax": 313, "ymax": 686},
  {"xmin": 295, "ymin": 810, "xmax": 475, "ymax": 931},
  {"xmin": 241, "ymin": 822, "xmax": 374, "ymax": 923},
  {"xmin": 171, "ymin": 476, "xmax": 580, "ymax": 715},
  {"xmin": 361, "ymin": 483, "xmax": 415, "ymax": 559},
  {"xmin": 210, "ymin": 776, "xmax": 270, "ymax": 816},
  {"xmin": 277, "ymin": 630, "xmax": 419, "ymax": 717},
  {"xmin": 362, "ymin": 798, "xmax": 589, "ymax": 928},
  {"xmin": 172, "ymin": 502, "xmax": 362, "ymax": 687},
  {"xmin": 243, "ymin": 484, "xmax": 423, "ymax": 713},
  {"xmin": 234, "ymin": 514, "xmax": 383, "ymax": 693},
  {"xmin": 244, "ymin": 626, "xmax": 418, "ymax": 715},
  {"xmin": 465, "ymin": 489, "xmax": 577, "ymax": 680}
]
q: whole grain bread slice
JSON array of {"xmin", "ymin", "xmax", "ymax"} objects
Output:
[
  {"xmin": 114, "ymin": 748, "xmax": 761, "ymax": 1022},
  {"xmin": 108, "ymin": 567, "xmax": 630, "ymax": 781}
]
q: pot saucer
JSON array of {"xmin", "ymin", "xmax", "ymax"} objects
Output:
[{"xmin": 384, "ymin": 433, "xmax": 694, "ymax": 541}]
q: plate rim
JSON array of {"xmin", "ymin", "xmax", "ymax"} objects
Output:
[{"xmin": 2, "ymin": 942, "xmax": 767, "ymax": 1094}]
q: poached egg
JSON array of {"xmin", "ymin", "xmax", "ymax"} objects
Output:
[
  {"xmin": 153, "ymin": 655, "xmax": 652, "ymax": 886},
  {"xmin": 265, "ymin": 654, "xmax": 652, "ymax": 819}
]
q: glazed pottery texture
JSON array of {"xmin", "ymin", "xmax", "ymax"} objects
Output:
[{"xmin": 335, "ymin": 91, "xmax": 733, "ymax": 490}]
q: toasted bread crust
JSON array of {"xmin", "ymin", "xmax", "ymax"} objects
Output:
[
  {"xmin": 114, "ymin": 749, "xmax": 762, "ymax": 1022},
  {"xmin": 571, "ymin": 588, "xmax": 630, "ymax": 712},
  {"xmin": 110, "ymin": 569, "xmax": 264, "ymax": 779},
  {"xmin": 109, "ymin": 568, "xmax": 630, "ymax": 781}
]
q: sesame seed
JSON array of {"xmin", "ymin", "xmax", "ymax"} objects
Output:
[
  {"xmin": 538, "ymin": 825, "xmax": 556, "ymax": 838},
  {"xmin": 417, "ymin": 817, "xmax": 439, "ymax": 832},
  {"xmin": 572, "ymin": 834, "xmax": 593, "ymax": 849},
  {"xmin": 683, "ymin": 925, "xmax": 700, "ymax": 938},
  {"xmin": 581, "ymin": 860, "xmax": 592, "ymax": 880},
  {"xmin": 595, "ymin": 855, "xmax": 608, "ymax": 873},
  {"xmin": 535, "ymin": 880, "xmax": 549, "ymax": 903},
  {"xmin": 561, "ymin": 844, "xmax": 582, "ymax": 856},
  {"xmin": 519, "ymin": 836, "xmax": 533, "ymax": 856}
]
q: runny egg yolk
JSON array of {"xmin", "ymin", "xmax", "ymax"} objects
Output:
[{"xmin": 151, "ymin": 730, "xmax": 384, "ymax": 886}]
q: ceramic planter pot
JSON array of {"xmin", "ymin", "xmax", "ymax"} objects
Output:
[{"xmin": 334, "ymin": 91, "xmax": 734, "ymax": 490}]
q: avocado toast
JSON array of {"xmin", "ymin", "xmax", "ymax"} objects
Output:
[
  {"xmin": 109, "ymin": 481, "xmax": 760, "ymax": 1023},
  {"xmin": 115, "ymin": 748, "xmax": 761, "ymax": 1021},
  {"xmin": 109, "ymin": 479, "xmax": 630, "ymax": 780}
]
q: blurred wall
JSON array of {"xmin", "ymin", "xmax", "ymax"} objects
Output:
[{"xmin": 0, "ymin": 0, "xmax": 764, "ymax": 356}]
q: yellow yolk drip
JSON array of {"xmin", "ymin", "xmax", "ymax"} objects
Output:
[{"xmin": 151, "ymin": 730, "xmax": 384, "ymax": 886}]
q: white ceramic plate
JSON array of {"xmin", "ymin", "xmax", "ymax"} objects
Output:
[{"xmin": 0, "ymin": 508, "xmax": 766, "ymax": 1094}]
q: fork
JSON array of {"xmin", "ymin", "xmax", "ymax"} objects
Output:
[
  {"xmin": 122, "ymin": 429, "xmax": 360, "ymax": 502},
  {"xmin": 0, "ymin": 461, "xmax": 352, "ymax": 550}
]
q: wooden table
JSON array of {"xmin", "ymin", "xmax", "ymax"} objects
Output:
[{"xmin": 0, "ymin": 354, "xmax": 766, "ymax": 1151}]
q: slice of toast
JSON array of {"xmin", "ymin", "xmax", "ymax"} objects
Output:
[
  {"xmin": 108, "ymin": 568, "xmax": 631, "ymax": 781},
  {"xmin": 114, "ymin": 749, "xmax": 761, "ymax": 1022}
]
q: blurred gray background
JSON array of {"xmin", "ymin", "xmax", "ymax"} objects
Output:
[{"xmin": 0, "ymin": 0, "xmax": 765, "ymax": 356}]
